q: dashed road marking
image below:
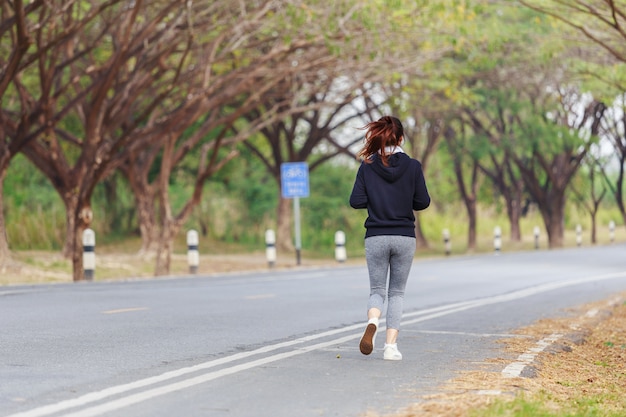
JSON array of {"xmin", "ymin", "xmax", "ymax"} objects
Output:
[
  {"xmin": 102, "ymin": 307, "xmax": 148, "ymax": 314},
  {"xmin": 244, "ymin": 294, "xmax": 276, "ymax": 300}
]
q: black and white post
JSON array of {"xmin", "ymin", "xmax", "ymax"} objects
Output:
[
  {"xmin": 534, "ymin": 226, "xmax": 540, "ymax": 250},
  {"xmin": 494, "ymin": 226, "xmax": 502, "ymax": 254},
  {"xmin": 576, "ymin": 224, "xmax": 582, "ymax": 247},
  {"xmin": 187, "ymin": 229, "xmax": 199, "ymax": 274},
  {"xmin": 265, "ymin": 229, "xmax": 276, "ymax": 268},
  {"xmin": 443, "ymin": 228, "xmax": 451, "ymax": 256},
  {"xmin": 609, "ymin": 221, "xmax": 615, "ymax": 243},
  {"xmin": 82, "ymin": 228, "xmax": 95, "ymax": 281},
  {"xmin": 334, "ymin": 230, "xmax": 346, "ymax": 263}
]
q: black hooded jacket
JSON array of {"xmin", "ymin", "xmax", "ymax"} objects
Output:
[{"xmin": 349, "ymin": 152, "xmax": 430, "ymax": 238}]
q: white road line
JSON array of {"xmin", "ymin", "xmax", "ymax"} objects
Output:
[
  {"xmin": 0, "ymin": 290, "xmax": 32, "ymax": 296},
  {"xmin": 243, "ymin": 294, "xmax": 276, "ymax": 300},
  {"xmin": 102, "ymin": 307, "xmax": 148, "ymax": 315},
  {"xmin": 410, "ymin": 330, "xmax": 525, "ymax": 338},
  {"xmin": 9, "ymin": 271, "xmax": 626, "ymax": 417},
  {"xmin": 61, "ymin": 334, "xmax": 359, "ymax": 417},
  {"xmin": 4, "ymin": 330, "xmax": 355, "ymax": 417},
  {"xmin": 501, "ymin": 333, "xmax": 563, "ymax": 378}
]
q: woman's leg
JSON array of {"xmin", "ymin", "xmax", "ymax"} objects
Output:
[
  {"xmin": 364, "ymin": 236, "xmax": 390, "ymax": 317},
  {"xmin": 360, "ymin": 236, "xmax": 389, "ymax": 355},
  {"xmin": 385, "ymin": 236, "xmax": 416, "ymax": 344}
]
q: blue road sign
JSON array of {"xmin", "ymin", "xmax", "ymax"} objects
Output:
[{"xmin": 281, "ymin": 162, "xmax": 309, "ymax": 198}]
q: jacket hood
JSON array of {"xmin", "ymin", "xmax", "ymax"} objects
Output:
[{"xmin": 369, "ymin": 153, "xmax": 411, "ymax": 183}]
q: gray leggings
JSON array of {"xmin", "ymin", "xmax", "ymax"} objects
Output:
[{"xmin": 364, "ymin": 235, "xmax": 416, "ymax": 330}]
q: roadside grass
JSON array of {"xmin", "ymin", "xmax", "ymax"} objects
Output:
[
  {"xmin": 472, "ymin": 394, "xmax": 626, "ymax": 417},
  {"xmin": 401, "ymin": 299, "xmax": 626, "ymax": 417}
]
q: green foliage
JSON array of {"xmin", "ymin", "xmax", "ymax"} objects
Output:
[
  {"xmin": 4, "ymin": 156, "xmax": 62, "ymax": 250},
  {"xmin": 472, "ymin": 393, "xmax": 626, "ymax": 417},
  {"xmin": 4, "ymin": 155, "xmax": 137, "ymax": 249},
  {"xmin": 301, "ymin": 160, "xmax": 366, "ymax": 253}
]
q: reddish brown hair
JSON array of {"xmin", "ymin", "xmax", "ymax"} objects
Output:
[{"xmin": 357, "ymin": 116, "xmax": 404, "ymax": 166}]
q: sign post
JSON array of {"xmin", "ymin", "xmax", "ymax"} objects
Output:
[{"xmin": 281, "ymin": 162, "xmax": 309, "ymax": 266}]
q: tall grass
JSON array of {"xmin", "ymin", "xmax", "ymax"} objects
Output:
[
  {"xmin": 472, "ymin": 394, "xmax": 626, "ymax": 417},
  {"xmin": 6, "ymin": 204, "xmax": 65, "ymax": 250},
  {"xmin": 419, "ymin": 204, "xmax": 625, "ymax": 257},
  {"xmin": 5, "ymin": 195, "xmax": 625, "ymax": 256}
]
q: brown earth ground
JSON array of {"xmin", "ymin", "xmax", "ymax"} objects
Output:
[
  {"xmin": 2, "ymin": 251, "xmax": 626, "ymax": 416},
  {"xmin": 0, "ymin": 249, "xmax": 361, "ymax": 285},
  {"xmin": 384, "ymin": 293, "xmax": 626, "ymax": 417}
]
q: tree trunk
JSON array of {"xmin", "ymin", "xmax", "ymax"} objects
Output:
[
  {"xmin": 505, "ymin": 191, "xmax": 523, "ymax": 242},
  {"xmin": 544, "ymin": 218, "xmax": 565, "ymax": 248},
  {"xmin": 135, "ymin": 190, "xmax": 159, "ymax": 255},
  {"xmin": 71, "ymin": 224, "xmax": 83, "ymax": 282},
  {"xmin": 414, "ymin": 214, "xmax": 429, "ymax": 249},
  {"xmin": 70, "ymin": 201, "xmax": 94, "ymax": 281},
  {"xmin": 154, "ymin": 134, "xmax": 175, "ymax": 276},
  {"xmin": 466, "ymin": 197, "xmax": 477, "ymax": 251},
  {"xmin": 0, "ymin": 166, "xmax": 10, "ymax": 267},
  {"xmin": 614, "ymin": 160, "xmax": 626, "ymax": 227},
  {"xmin": 538, "ymin": 194, "xmax": 566, "ymax": 248},
  {"xmin": 276, "ymin": 197, "xmax": 294, "ymax": 253},
  {"xmin": 505, "ymin": 181, "xmax": 524, "ymax": 242},
  {"xmin": 154, "ymin": 221, "xmax": 173, "ymax": 276},
  {"xmin": 591, "ymin": 213, "xmax": 597, "ymax": 244},
  {"xmin": 123, "ymin": 162, "xmax": 160, "ymax": 255},
  {"xmin": 62, "ymin": 193, "xmax": 79, "ymax": 259}
]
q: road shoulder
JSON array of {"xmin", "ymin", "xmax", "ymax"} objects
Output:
[{"xmin": 394, "ymin": 291, "xmax": 626, "ymax": 416}]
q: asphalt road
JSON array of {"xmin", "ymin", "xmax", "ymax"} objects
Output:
[{"xmin": 2, "ymin": 245, "xmax": 626, "ymax": 417}]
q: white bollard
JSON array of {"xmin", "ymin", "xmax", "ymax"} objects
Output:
[
  {"xmin": 82, "ymin": 228, "xmax": 95, "ymax": 281},
  {"xmin": 265, "ymin": 229, "xmax": 276, "ymax": 268},
  {"xmin": 609, "ymin": 221, "xmax": 615, "ymax": 243},
  {"xmin": 443, "ymin": 228, "xmax": 451, "ymax": 256},
  {"xmin": 334, "ymin": 231, "xmax": 347, "ymax": 263},
  {"xmin": 187, "ymin": 230, "xmax": 199, "ymax": 274},
  {"xmin": 576, "ymin": 224, "xmax": 582, "ymax": 247},
  {"xmin": 533, "ymin": 226, "xmax": 540, "ymax": 250},
  {"xmin": 494, "ymin": 226, "xmax": 502, "ymax": 254}
]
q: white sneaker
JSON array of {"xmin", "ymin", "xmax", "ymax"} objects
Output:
[
  {"xmin": 383, "ymin": 343, "xmax": 402, "ymax": 361},
  {"xmin": 359, "ymin": 318, "xmax": 378, "ymax": 355}
]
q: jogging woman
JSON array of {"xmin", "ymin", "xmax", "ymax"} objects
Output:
[{"xmin": 349, "ymin": 116, "xmax": 430, "ymax": 360}]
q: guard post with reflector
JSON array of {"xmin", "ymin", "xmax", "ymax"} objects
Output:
[
  {"xmin": 494, "ymin": 226, "xmax": 502, "ymax": 254},
  {"xmin": 82, "ymin": 228, "xmax": 95, "ymax": 281},
  {"xmin": 334, "ymin": 231, "xmax": 346, "ymax": 263},
  {"xmin": 265, "ymin": 229, "xmax": 276, "ymax": 268},
  {"xmin": 187, "ymin": 230, "xmax": 199, "ymax": 274}
]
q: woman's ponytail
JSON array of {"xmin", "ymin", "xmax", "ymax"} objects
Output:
[{"xmin": 357, "ymin": 116, "xmax": 404, "ymax": 166}]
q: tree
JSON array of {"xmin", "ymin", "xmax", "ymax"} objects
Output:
[
  {"xmin": 0, "ymin": 0, "xmax": 123, "ymax": 266},
  {"xmin": 519, "ymin": 0, "xmax": 626, "ymax": 65},
  {"xmin": 16, "ymin": 0, "xmax": 211, "ymax": 280},
  {"xmin": 462, "ymin": 88, "xmax": 527, "ymax": 242},
  {"xmin": 596, "ymin": 93, "xmax": 626, "ymax": 225},
  {"xmin": 510, "ymin": 86, "xmax": 606, "ymax": 247},
  {"xmin": 518, "ymin": 2, "xmax": 626, "ymax": 237},
  {"xmin": 571, "ymin": 155, "xmax": 608, "ymax": 244},
  {"xmin": 381, "ymin": 81, "xmax": 449, "ymax": 249},
  {"xmin": 443, "ymin": 121, "xmax": 482, "ymax": 250},
  {"xmin": 243, "ymin": 74, "xmax": 380, "ymax": 253},
  {"xmin": 112, "ymin": 0, "xmax": 386, "ymax": 272}
]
